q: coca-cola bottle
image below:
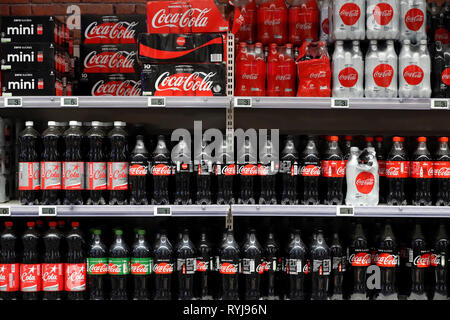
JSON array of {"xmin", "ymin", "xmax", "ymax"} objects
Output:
[
  {"xmin": 258, "ymin": 137, "xmax": 277, "ymax": 204},
  {"xmin": 237, "ymin": 136, "xmax": 257, "ymax": 204},
  {"xmin": 409, "ymin": 224, "xmax": 430, "ymax": 300},
  {"xmin": 386, "ymin": 136, "xmax": 409, "ymax": 205},
  {"xmin": 235, "ymin": 0, "xmax": 257, "ymax": 43},
  {"xmin": 87, "ymin": 229, "xmax": 107, "ymax": 300},
  {"xmin": 63, "ymin": 121, "xmax": 84, "ymax": 205},
  {"xmin": 262, "ymin": 232, "xmax": 280, "ymax": 299},
  {"xmin": 285, "ymin": 230, "xmax": 307, "ymax": 300},
  {"xmin": 301, "ymin": 136, "xmax": 320, "ymax": 204},
  {"xmin": 288, "ymin": 0, "xmax": 319, "ymax": 45},
  {"xmin": 241, "ymin": 229, "xmax": 263, "ymax": 300},
  {"xmin": 375, "ymin": 136, "xmax": 386, "ymax": 203},
  {"xmin": 196, "ymin": 232, "xmax": 212, "ymax": 299},
  {"xmin": 18, "ymin": 121, "xmax": 40, "ymax": 205},
  {"xmin": 107, "ymin": 122, "xmax": 129, "ymax": 205},
  {"xmin": 109, "ymin": 229, "xmax": 129, "ymax": 300},
  {"xmin": 329, "ymin": 232, "xmax": 345, "ymax": 300},
  {"xmin": 376, "ymin": 224, "xmax": 399, "ymax": 300},
  {"xmin": 279, "ymin": 136, "xmax": 299, "ymax": 205},
  {"xmin": 129, "ymin": 136, "xmax": 149, "ymax": 205},
  {"xmin": 434, "ymin": 137, "xmax": 450, "ymax": 206},
  {"xmin": 154, "ymin": 232, "xmax": 173, "ymax": 300},
  {"xmin": 216, "ymin": 136, "xmax": 235, "ymax": 204},
  {"xmin": 131, "ymin": 229, "xmax": 151, "ymax": 300},
  {"xmin": 85, "ymin": 121, "xmax": 107, "ymax": 205},
  {"xmin": 41, "ymin": 121, "xmax": 62, "ymax": 205},
  {"xmin": 151, "ymin": 135, "xmax": 171, "ymax": 205},
  {"xmin": 21, "ymin": 222, "xmax": 41, "ymax": 300},
  {"xmin": 195, "ymin": 139, "xmax": 212, "ymax": 205},
  {"xmin": 42, "ymin": 222, "xmax": 63, "ymax": 300},
  {"xmin": 411, "ymin": 137, "xmax": 433, "ymax": 206},
  {"xmin": 65, "ymin": 221, "xmax": 86, "ymax": 300},
  {"xmin": 431, "ymin": 41, "xmax": 450, "ymax": 98},
  {"xmin": 0, "ymin": 221, "xmax": 19, "ymax": 300},
  {"xmin": 257, "ymin": 0, "xmax": 288, "ymax": 45},
  {"xmin": 348, "ymin": 223, "xmax": 370, "ymax": 300},
  {"xmin": 321, "ymin": 136, "xmax": 345, "ymax": 205},
  {"xmin": 310, "ymin": 229, "xmax": 330, "ymax": 300},
  {"xmin": 176, "ymin": 230, "xmax": 196, "ymax": 300},
  {"xmin": 173, "ymin": 138, "xmax": 193, "ymax": 205},
  {"xmin": 431, "ymin": 224, "xmax": 448, "ymax": 300},
  {"xmin": 219, "ymin": 230, "xmax": 240, "ymax": 300}
]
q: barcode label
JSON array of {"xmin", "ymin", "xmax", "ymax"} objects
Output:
[{"xmin": 210, "ymin": 53, "xmax": 222, "ymax": 62}]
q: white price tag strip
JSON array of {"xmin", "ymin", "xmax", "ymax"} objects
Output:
[
  {"xmin": 430, "ymin": 99, "xmax": 449, "ymax": 110},
  {"xmin": 148, "ymin": 97, "xmax": 166, "ymax": 107},
  {"xmin": 154, "ymin": 206, "xmax": 172, "ymax": 216},
  {"xmin": 4, "ymin": 97, "xmax": 22, "ymax": 107},
  {"xmin": 39, "ymin": 206, "xmax": 57, "ymax": 216},
  {"xmin": 0, "ymin": 206, "xmax": 11, "ymax": 216},
  {"xmin": 336, "ymin": 206, "xmax": 354, "ymax": 216},
  {"xmin": 234, "ymin": 97, "xmax": 252, "ymax": 107},
  {"xmin": 331, "ymin": 98, "xmax": 350, "ymax": 108},
  {"xmin": 60, "ymin": 97, "xmax": 79, "ymax": 107}
]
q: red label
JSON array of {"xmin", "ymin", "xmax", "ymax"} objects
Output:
[
  {"xmin": 301, "ymin": 164, "xmax": 321, "ymax": 177},
  {"xmin": 339, "ymin": 3, "xmax": 361, "ymax": 26},
  {"xmin": 239, "ymin": 164, "xmax": 258, "ymax": 176},
  {"xmin": 152, "ymin": 164, "xmax": 172, "ymax": 176},
  {"xmin": 338, "ymin": 67, "xmax": 358, "ymax": 87},
  {"xmin": 373, "ymin": 3, "xmax": 394, "ymax": 25},
  {"xmin": 378, "ymin": 160, "xmax": 386, "ymax": 176},
  {"xmin": 84, "ymin": 22, "xmax": 139, "ymax": 44},
  {"xmin": 196, "ymin": 260, "xmax": 207, "ymax": 272},
  {"xmin": 20, "ymin": 264, "xmax": 41, "ymax": 292},
  {"xmin": 129, "ymin": 164, "xmax": 148, "ymax": 176},
  {"xmin": 154, "ymin": 72, "xmax": 215, "ymax": 96},
  {"xmin": 65, "ymin": 263, "xmax": 86, "ymax": 292},
  {"xmin": 430, "ymin": 254, "xmax": 440, "ymax": 267},
  {"xmin": 91, "ymin": 80, "xmax": 141, "ymax": 96},
  {"xmin": 405, "ymin": 8, "xmax": 424, "ymax": 31},
  {"xmin": 131, "ymin": 263, "xmax": 148, "ymax": 275},
  {"xmin": 42, "ymin": 263, "xmax": 64, "ymax": 292},
  {"xmin": 433, "ymin": 161, "xmax": 450, "ymax": 178},
  {"xmin": 322, "ymin": 18, "xmax": 329, "ymax": 34},
  {"xmin": 0, "ymin": 263, "xmax": 20, "ymax": 292},
  {"xmin": 373, "ymin": 64, "xmax": 394, "ymax": 87},
  {"xmin": 414, "ymin": 253, "xmax": 430, "ymax": 268},
  {"xmin": 107, "ymin": 162, "xmax": 129, "ymax": 190},
  {"xmin": 442, "ymin": 68, "xmax": 450, "ymax": 86},
  {"xmin": 176, "ymin": 36, "xmax": 186, "ymax": 46},
  {"xmin": 435, "ymin": 28, "xmax": 450, "ymax": 44},
  {"xmin": 376, "ymin": 253, "xmax": 398, "ymax": 267},
  {"xmin": 355, "ymin": 172, "xmax": 375, "ymax": 194},
  {"xmin": 411, "ymin": 161, "xmax": 434, "ymax": 178},
  {"xmin": 219, "ymin": 262, "xmax": 238, "ymax": 274},
  {"xmin": 403, "ymin": 65, "xmax": 424, "ymax": 86},
  {"xmin": 87, "ymin": 162, "xmax": 107, "ymax": 190},
  {"xmin": 321, "ymin": 160, "xmax": 345, "ymax": 178},
  {"xmin": 385, "ymin": 161, "xmax": 410, "ymax": 178},
  {"xmin": 350, "ymin": 252, "xmax": 371, "ymax": 267},
  {"xmin": 154, "ymin": 262, "xmax": 173, "ymax": 274}
]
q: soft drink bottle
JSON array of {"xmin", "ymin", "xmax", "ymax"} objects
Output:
[
  {"xmin": 375, "ymin": 137, "xmax": 386, "ymax": 203},
  {"xmin": 219, "ymin": 230, "xmax": 240, "ymax": 300},
  {"xmin": 285, "ymin": 230, "xmax": 307, "ymax": 300},
  {"xmin": 0, "ymin": 221, "xmax": 19, "ymax": 300},
  {"xmin": 431, "ymin": 224, "xmax": 448, "ymax": 300},
  {"xmin": 251, "ymin": 43, "xmax": 266, "ymax": 96},
  {"xmin": 195, "ymin": 139, "xmax": 213, "ymax": 205},
  {"xmin": 196, "ymin": 232, "xmax": 213, "ymax": 299},
  {"xmin": 107, "ymin": 122, "xmax": 129, "ymax": 205},
  {"xmin": 62, "ymin": 121, "xmax": 84, "ymax": 205},
  {"xmin": 153, "ymin": 232, "xmax": 174, "ymax": 300},
  {"xmin": 366, "ymin": 0, "xmax": 399, "ymax": 39},
  {"xmin": 41, "ymin": 121, "xmax": 62, "ymax": 205},
  {"xmin": 262, "ymin": 232, "xmax": 280, "ymax": 300},
  {"xmin": 85, "ymin": 121, "xmax": 107, "ymax": 205},
  {"xmin": 329, "ymin": 232, "xmax": 345, "ymax": 300},
  {"xmin": 386, "ymin": 137, "xmax": 409, "ymax": 205},
  {"xmin": 65, "ymin": 222, "xmax": 86, "ymax": 300},
  {"xmin": 267, "ymin": 44, "xmax": 281, "ymax": 96},
  {"xmin": 399, "ymin": 40, "xmax": 431, "ymax": 98},
  {"xmin": 216, "ymin": 137, "xmax": 235, "ymax": 204},
  {"xmin": 176, "ymin": 230, "xmax": 196, "ymax": 300},
  {"xmin": 87, "ymin": 229, "xmax": 107, "ymax": 300},
  {"xmin": 430, "ymin": 2, "xmax": 450, "ymax": 45},
  {"xmin": 432, "ymin": 41, "xmax": 450, "ymax": 98},
  {"xmin": 131, "ymin": 229, "xmax": 151, "ymax": 300},
  {"xmin": 235, "ymin": 43, "xmax": 250, "ymax": 96},
  {"xmin": 173, "ymin": 138, "xmax": 193, "ymax": 205},
  {"xmin": 321, "ymin": 136, "xmax": 345, "ymax": 205},
  {"xmin": 411, "ymin": 137, "xmax": 433, "ymax": 206},
  {"xmin": 408, "ymin": 224, "xmax": 430, "ymax": 300},
  {"xmin": 319, "ymin": 0, "xmax": 329, "ymax": 41},
  {"xmin": 434, "ymin": 137, "xmax": 450, "ymax": 206},
  {"xmin": 235, "ymin": 0, "xmax": 257, "ymax": 43},
  {"xmin": 342, "ymin": 135, "xmax": 353, "ymax": 160},
  {"xmin": 376, "ymin": 224, "xmax": 399, "ymax": 300},
  {"xmin": 288, "ymin": 0, "xmax": 319, "ymax": 45},
  {"xmin": 42, "ymin": 221, "xmax": 64, "ymax": 300},
  {"xmin": 237, "ymin": 136, "xmax": 257, "ymax": 204},
  {"xmin": 400, "ymin": 0, "xmax": 427, "ymax": 42},
  {"xmin": 108, "ymin": 229, "xmax": 129, "ymax": 300},
  {"xmin": 129, "ymin": 135, "xmax": 149, "ymax": 205},
  {"xmin": 258, "ymin": 137, "xmax": 277, "ymax": 205},
  {"xmin": 310, "ymin": 229, "xmax": 331, "ymax": 300},
  {"xmin": 332, "ymin": 40, "xmax": 363, "ymax": 97},
  {"xmin": 301, "ymin": 136, "xmax": 320, "ymax": 204},
  {"xmin": 151, "ymin": 135, "xmax": 171, "ymax": 205},
  {"xmin": 279, "ymin": 136, "xmax": 299, "ymax": 205},
  {"xmin": 257, "ymin": 0, "xmax": 288, "ymax": 45},
  {"xmin": 241, "ymin": 229, "xmax": 263, "ymax": 300},
  {"xmin": 348, "ymin": 223, "xmax": 370, "ymax": 300},
  {"xmin": 330, "ymin": 0, "xmax": 365, "ymax": 40},
  {"xmin": 18, "ymin": 121, "xmax": 40, "ymax": 205},
  {"xmin": 21, "ymin": 222, "xmax": 41, "ymax": 300}
]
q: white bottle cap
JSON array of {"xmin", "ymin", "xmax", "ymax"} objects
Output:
[
  {"xmin": 69, "ymin": 121, "xmax": 82, "ymax": 126},
  {"xmin": 114, "ymin": 121, "xmax": 126, "ymax": 127},
  {"xmin": 48, "ymin": 121, "xmax": 56, "ymax": 126},
  {"xmin": 25, "ymin": 121, "xmax": 34, "ymax": 127},
  {"xmin": 91, "ymin": 121, "xmax": 102, "ymax": 127}
]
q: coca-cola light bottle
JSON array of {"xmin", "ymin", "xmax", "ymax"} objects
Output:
[
  {"xmin": 434, "ymin": 137, "xmax": 450, "ymax": 206},
  {"xmin": 301, "ymin": 136, "xmax": 320, "ymax": 205},
  {"xmin": 151, "ymin": 135, "xmax": 171, "ymax": 205},
  {"xmin": 41, "ymin": 121, "xmax": 62, "ymax": 205},
  {"xmin": 310, "ymin": 229, "xmax": 331, "ymax": 300},
  {"xmin": 173, "ymin": 138, "xmax": 193, "ymax": 205},
  {"xmin": 109, "ymin": 229, "xmax": 129, "ymax": 300},
  {"xmin": 400, "ymin": 0, "xmax": 427, "ymax": 42},
  {"xmin": 18, "ymin": 121, "xmax": 40, "ymax": 205},
  {"xmin": 85, "ymin": 121, "xmax": 107, "ymax": 205},
  {"xmin": 329, "ymin": 232, "xmax": 345, "ymax": 300},
  {"xmin": 219, "ymin": 230, "xmax": 240, "ymax": 300},
  {"xmin": 411, "ymin": 137, "xmax": 433, "ymax": 206},
  {"xmin": 408, "ymin": 224, "xmax": 430, "ymax": 300},
  {"xmin": 366, "ymin": 0, "xmax": 399, "ymax": 40},
  {"xmin": 87, "ymin": 229, "xmax": 107, "ymax": 300},
  {"xmin": 65, "ymin": 222, "xmax": 86, "ymax": 300},
  {"xmin": 0, "ymin": 221, "xmax": 19, "ymax": 300},
  {"xmin": 131, "ymin": 229, "xmax": 151, "ymax": 300},
  {"xmin": 176, "ymin": 230, "xmax": 196, "ymax": 300},
  {"xmin": 376, "ymin": 224, "xmax": 399, "ymax": 300},
  {"xmin": 129, "ymin": 135, "xmax": 149, "ymax": 205},
  {"xmin": 279, "ymin": 136, "xmax": 299, "ymax": 205},
  {"xmin": 321, "ymin": 136, "xmax": 345, "ymax": 205},
  {"xmin": 431, "ymin": 224, "xmax": 448, "ymax": 300},
  {"xmin": 62, "ymin": 121, "xmax": 84, "ymax": 205},
  {"xmin": 329, "ymin": 0, "xmax": 365, "ymax": 40},
  {"xmin": 154, "ymin": 232, "xmax": 174, "ymax": 300},
  {"xmin": 332, "ymin": 40, "xmax": 363, "ymax": 97},
  {"xmin": 386, "ymin": 136, "xmax": 409, "ymax": 205},
  {"xmin": 285, "ymin": 230, "xmax": 307, "ymax": 300},
  {"xmin": 195, "ymin": 139, "xmax": 212, "ymax": 205},
  {"xmin": 21, "ymin": 222, "xmax": 41, "ymax": 300},
  {"xmin": 107, "ymin": 122, "xmax": 129, "ymax": 205},
  {"xmin": 348, "ymin": 223, "xmax": 370, "ymax": 300}
]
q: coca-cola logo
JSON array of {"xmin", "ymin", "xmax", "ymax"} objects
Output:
[
  {"xmin": 242, "ymin": 73, "xmax": 259, "ymax": 80},
  {"xmin": 373, "ymin": 64, "xmax": 394, "ymax": 87},
  {"xmin": 435, "ymin": 28, "xmax": 450, "ymax": 44},
  {"xmin": 373, "ymin": 3, "xmax": 394, "ymax": 25},
  {"xmin": 322, "ymin": 18, "xmax": 329, "ymax": 34},
  {"xmin": 264, "ymin": 19, "xmax": 281, "ymax": 26},
  {"xmin": 83, "ymin": 50, "xmax": 136, "ymax": 72},
  {"xmin": 111, "ymin": 165, "xmax": 127, "ymax": 180},
  {"xmin": 376, "ymin": 253, "xmax": 398, "ymax": 267},
  {"xmin": 176, "ymin": 36, "xmax": 186, "ymax": 46},
  {"xmin": 430, "ymin": 253, "xmax": 440, "ymax": 267},
  {"xmin": 338, "ymin": 67, "xmax": 358, "ymax": 87},
  {"xmin": 301, "ymin": 165, "xmax": 320, "ymax": 177},
  {"xmin": 88, "ymin": 263, "xmax": 107, "ymax": 274},
  {"xmin": 91, "ymin": 80, "xmax": 141, "ymax": 96},
  {"xmin": 403, "ymin": 65, "xmax": 424, "ymax": 86},
  {"xmin": 129, "ymin": 164, "xmax": 147, "ymax": 176},
  {"xmin": 217, "ymin": 164, "xmax": 236, "ymax": 176},
  {"xmin": 43, "ymin": 166, "xmax": 60, "ymax": 179},
  {"xmin": 93, "ymin": 165, "xmax": 106, "ymax": 180},
  {"xmin": 131, "ymin": 263, "xmax": 147, "ymax": 274},
  {"xmin": 310, "ymin": 72, "xmax": 326, "ymax": 79},
  {"xmin": 275, "ymin": 74, "xmax": 291, "ymax": 81},
  {"xmin": 152, "ymin": 164, "xmax": 171, "ymax": 176},
  {"xmin": 256, "ymin": 264, "xmax": 264, "ymax": 274},
  {"xmin": 405, "ymin": 8, "xmax": 424, "ymax": 31},
  {"xmin": 413, "ymin": 253, "xmax": 430, "ymax": 268},
  {"xmin": 295, "ymin": 22, "xmax": 312, "ymax": 30},
  {"xmin": 339, "ymin": 3, "xmax": 361, "ymax": 26},
  {"xmin": 154, "ymin": 262, "xmax": 173, "ymax": 274},
  {"xmin": 355, "ymin": 172, "xmax": 375, "ymax": 194},
  {"xmin": 84, "ymin": 21, "xmax": 138, "ymax": 43},
  {"xmin": 442, "ymin": 68, "xmax": 450, "ymax": 86},
  {"xmin": 197, "ymin": 260, "xmax": 207, "ymax": 272},
  {"xmin": 64, "ymin": 165, "xmax": 80, "ymax": 179},
  {"xmin": 219, "ymin": 262, "xmax": 237, "ymax": 274},
  {"xmin": 350, "ymin": 252, "xmax": 371, "ymax": 267},
  {"xmin": 239, "ymin": 164, "xmax": 258, "ymax": 176},
  {"xmin": 68, "ymin": 266, "xmax": 85, "ymax": 282},
  {"xmin": 151, "ymin": 8, "xmax": 211, "ymax": 29},
  {"xmin": 434, "ymin": 162, "xmax": 450, "ymax": 178},
  {"xmin": 154, "ymin": 71, "xmax": 215, "ymax": 95}
]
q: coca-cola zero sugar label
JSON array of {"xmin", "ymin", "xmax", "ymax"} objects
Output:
[
  {"xmin": 403, "ymin": 65, "xmax": 424, "ymax": 86},
  {"xmin": 129, "ymin": 164, "xmax": 148, "ymax": 176},
  {"xmin": 131, "ymin": 258, "xmax": 152, "ymax": 275},
  {"xmin": 373, "ymin": 64, "xmax": 394, "ymax": 87},
  {"xmin": 355, "ymin": 172, "xmax": 375, "ymax": 194},
  {"xmin": 350, "ymin": 252, "xmax": 371, "ymax": 266},
  {"xmin": 107, "ymin": 162, "xmax": 128, "ymax": 190},
  {"xmin": 321, "ymin": 160, "xmax": 345, "ymax": 178},
  {"xmin": 86, "ymin": 162, "xmax": 107, "ymax": 190},
  {"xmin": 312, "ymin": 259, "xmax": 331, "ymax": 276},
  {"xmin": 42, "ymin": 263, "xmax": 64, "ymax": 291},
  {"xmin": 65, "ymin": 263, "xmax": 86, "ymax": 292},
  {"xmin": 196, "ymin": 259, "xmax": 209, "ymax": 272},
  {"xmin": 339, "ymin": 3, "xmax": 361, "ymax": 26},
  {"xmin": 286, "ymin": 259, "xmax": 304, "ymax": 275},
  {"xmin": 373, "ymin": 3, "xmax": 394, "ymax": 25},
  {"xmin": 40, "ymin": 161, "xmax": 61, "ymax": 190},
  {"xmin": 18, "ymin": 162, "xmax": 40, "ymax": 190},
  {"xmin": 20, "ymin": 264, "xmax": 41, "ymax": 292},
  {"xmin": 87, "ymin": 258, "xmax": 108, "ymax": 275},
  {"xmin": 62, "ymin": 162, "xmax": 84, "ymax": 190},
  {"xmin": 154, "ymin": 262, "xmax": 174, "ymax": 274},
  {"xmin": 376, "ymin": 253, "xmax": 399, "ymax": 267},
  {"xmin": 410, "ymin": 161, "xmax": 433, "ymax": 178},
  {"xmin": 108, "ymin": 258, "xmax": 130, "ymax": 275},
  {"xmin": 413, "ymin": 252, "xmax": 430, "ymax": 268},
  {"xmin": 404, "ymin": 8, "xmax": 424, "ymax": 31},
  {"xmin": 177, "ymin": 258, "xmax": 196, "ymax": 275},
  {"xmin": 386, "ymin": 161, "xmax": 410, "ymax": 178},
  {"xmin": 0, "ymin": 263, "xmax": 20, "ymax": 292},
  {"xmin": 433, "ymin": 162, "xmax": 450, "ymax": 178}
]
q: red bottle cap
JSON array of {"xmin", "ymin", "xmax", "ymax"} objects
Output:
[
  {"xmin": 375, "ymin": 136, "xmax": 384, "ymax": 142},
  {"xmin": 344, "ymin": 135, "xmax": 352, "ymax": 141},
  {"xmin": 365, "ymin": 137, "xmax": 374, "ymax": 142},
  {"xmin": 36, "ymin": 220, "xmax": 43, "ymax": 226},
  {"xmin": 27, "ymin": 222, "xmax": 35, "ymax": 227},
  {"xmin": 393, "ymin": 136, "xmax": 403, "ymax": 142},
  {"xmin": 417, "ymin": 137, "xmax": 427, "ymax": 142},
  {"xmin": 49, "ymin": 221, "xmax": 57, "ymax": 227},
  {"xmin": 325, "ymin": 135, "xmax": 330, "ymax": 141},
  {"xmin": 4, "ymin": 221, "xmax": 12, "ymax": 227},
  {"xmin": 330, "ymin": 136, "xmax": 339, "ymax": 141},
  {"xmin": 438, "ymin": 137, "xmax": 449, "ymax": 142},
  {"xmin": 72, "ymin": 222, "xmax": 79, "ymax": 227}
]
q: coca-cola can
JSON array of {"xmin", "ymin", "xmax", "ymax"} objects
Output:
[
  {"xmin": 1, "ymin": 70, "xmax": 64, "ymax": 96},
  {"xmin": 78, "ymin": 73, "xmax": 142, "ymax": 96},
  {"xmin": 80, "ymin": 44, "xmax": 139, "ymax": 74}
]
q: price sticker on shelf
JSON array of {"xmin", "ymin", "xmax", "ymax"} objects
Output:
[
  {"xmin": 234, "ymin": 97, "xmax": 252, "ymax": 107},
  {"xmin": 154, "ymin": 206, "xmax": 172, "ymax": 216},
  {"xmin": 331, "ymin": 98, "xmax": 350, "ymax": 108},
  {"xmin": 430, "ymin": 99, "xmax": 449, "ymax": 110},
  {"xmin": 4, "ymin": 97, "xmax": 22, "ymax": 107},
  {"xmin": 39, "ymin": 206, "xmax": 57, "ymax": 216},
  {"xmin": 0, "ymin": 206, "xmax": 11, "ymax": 216},
  {"xmin": 336, "ymin": 206, "xmax": 354, "ymax": 216},
  {"xmin": 148, "ymin": 97, "xmax": 166, "ymax": 107},
  {"xmin": 60, "ymin": 97, "xmax": 79, "ymax": 107}
]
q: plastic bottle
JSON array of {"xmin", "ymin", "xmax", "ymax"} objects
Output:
[
  {"xmin": 65, "ymin": 221, "xmax": 86, "ymax": 300},
  {"xmin": 219, "ymin": 230, "xmax": 240, "ymax": 300},
  {"xmin": 258, "ymin": 137, "xmax": 277, "ymax": 204},
  {"xmin": 42, "ymin": 221, "xmax": 63, "ymax": 300},
  {"xmin": 18, "ymin": 121, "xmax": 40, "ymax": 205},
  {"xmin": 285, "ymin": 229, "xmax": 307, "ymax": 300},
  {"xmin": 173, "ymin": 138, "xmax": 193, "ymax": 205},
  {"xmin": 411, "ymin": 137, "xmax": 433, "ymax": 206},
  {"xmin": 376, "ymin": 224, "xmax": 399, "ymax": 300},
  {"xmin": 41, "ymin": 121, "xmax": 62, "ymax": 205},
  {"xmin": 241, "ymin": 229, "xmax": 263, "ymax": 300},
  {"xmin": 107, "ymin": 122, "xmax": 129, "ymax": 205},
  {"xmin": 279, "ymin": 135, "xmax": 299, "ymax": 205},
  {"xmin": 176, "ymin": 229, "xmax": 196, "ymax": 300},
  {"xmin": 108, "ymin": 229, "xmax": 129, "ymax": 300},
  {"xmin": 321, "ymin": 136, "xmax": 345, "ymax": 205},
  {"xmin": 153, "ymin": 232, "xmax": 173, "ymax": 300},
  {"xmin": 301, "ymin": 136, "xmax": 321, "ymax": 204},
  {"xmin": 348, "ymin": 223, "xmax": 370, "ymax": 300},
  {"xmin": 85, "ymin": 121, "xmax": 107, "ymax": 205},
  {"xmin": 151, "ymin": 135, "xmax": 171, "ymax": 205},
  {"xmin": 196, "ymin": 232, "xmax": 213, "ymax": 299},
  {"xmin": 386, "ymin": 137, "xmax": 409, "ymax": 205},
  {"xmin": 0, "ymin": 221, "xmax": 19, "ymax": 300},
  {"xmin": 310, "ymin": 229, "xmax": 331, "ymax": 300},
  {"xmin": 63, "ymin": 121, "xmax": 84, "ymax": 205},
  {"xmin": 21, "ymin": 222, "xmax": 41, "ymax": 300},
  {"xmin": 131, "ymin": 229, "xmax": 151, "ymax": 300},
  {"xmin": 87, "ymin": 229, "xmax": 107, "ymax": 300},
  {"xmin": 129, "ymin": 135, "xmax": 149, "ymax": 205}
]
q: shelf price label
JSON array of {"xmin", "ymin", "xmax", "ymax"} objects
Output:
[
  {"xmin": 39, "ymin": 206, "xmax": 57, "ymax": 216},
  {"xmin": 234, "ymin": 97, "xmax": 252, "ymax": 107},
  {"xmin": 148, "ymin": 97, "xmax": 166, "ymax": 107},
  {"xmin": 4, "ymin": 97, "xmax": 22, "ymax": 107},
  {"xmin": 336, "ymin": 206, "xmax": 354, "ymax": 216},
  {"xmin": 154, "ymin": 206, "xmax": 172, "ymax": 216},
  {"xmin": 0, "ymin": 206, "xmax": 11, "ymax": 216},
  {"xmin": 331, "ymin": 98, "xmax": 350, "ymax": 108},
  {"xmin": 60, "ymin": 97, "xmax": 79, "ymax": 107},
  {"xmin": 430, "ymin": 99, "xmax": 449, "ymax": 110}
]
